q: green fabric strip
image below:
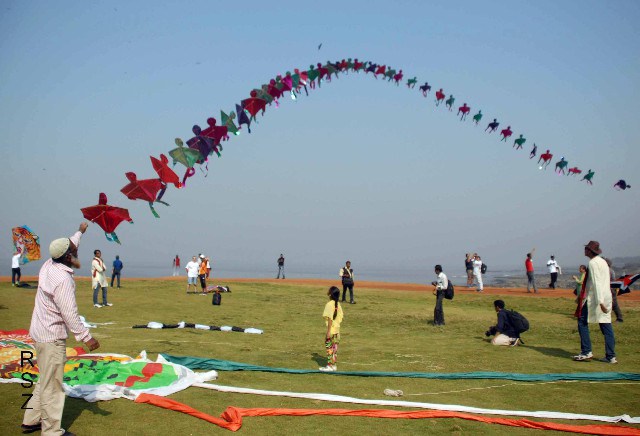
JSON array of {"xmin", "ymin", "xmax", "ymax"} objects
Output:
[{"xmin": 160, "ymin": 354, "xmax": 640, "ymax": 382}]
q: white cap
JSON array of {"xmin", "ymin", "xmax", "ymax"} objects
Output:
[
  {"xmin": 49, "ymin": 238, "xmax": 71, "ymax": 259},
  {"xmin": 199, "ymin": 254, "xmax": 205, "ymax": 259}
]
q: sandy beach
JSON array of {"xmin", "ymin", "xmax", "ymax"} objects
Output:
[{"xmin": 4, "ymin": 275, "xmax": 639, "ymax": 303}]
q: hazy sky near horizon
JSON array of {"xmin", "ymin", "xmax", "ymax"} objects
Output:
[{"xmin": 1, "ymin": 1, "xmax": 639, "ymax": 279}]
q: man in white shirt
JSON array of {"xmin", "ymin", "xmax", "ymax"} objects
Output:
[
  {"xmin": 11, "ymin": 249, "xmax": 22, "ymax": 286},
  {"xmin": 91, "ymin": 249, "xmax": 112, "ymax": 308},
  {"xmin": 573, "ymin": 241, "xmax": 616, "ymax": 363},
  {"xmin": 547, "ymin": 255, "xmax": 560, "ymax": 289},
  {"xmin": 472, "ymin": 254, "xmax": 483, "ymax": 292},
  {"xmin": 185, "ymin": 256, "xmax": 199, "ymax": 293},
  {"xmin": 431, "ymin": 265, "xmax": 448, "ymax": 326}
]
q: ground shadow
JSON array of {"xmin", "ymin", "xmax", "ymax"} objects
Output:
[
  {"xmin": 525, "ymin": 345, "xmax": 573, "ymax": 359},
  {"xmin": 63, "ymin": 397, "xmax": 111, "ymax": 430},
  {"xmin": 0, "ymin": 304, "xmax": 7, "ymax": 310},
  {"xmin": 311, "ymin": 352, "xmax": 325, "ymax": 366}
]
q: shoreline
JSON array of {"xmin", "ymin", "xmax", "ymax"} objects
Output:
[{"xmin": 3, "ymin": 276, "xmax": 639, "ymax": 302}]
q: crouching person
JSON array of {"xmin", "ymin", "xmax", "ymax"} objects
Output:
[{"xmin": 487, "ymin": 299, "xmax": 520, "ymax": 346}]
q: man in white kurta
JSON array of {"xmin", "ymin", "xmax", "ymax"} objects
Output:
[
  {"xmin": 91, "ymin": 249, "xmax": 111, "ymax": 308},
  {"xmin": 472, "ymin": 255, "xmax": 483, "ymax": 292},
  {"xmin": 573, "ymin": 241, "xmax": 616, "ymax": 363}
]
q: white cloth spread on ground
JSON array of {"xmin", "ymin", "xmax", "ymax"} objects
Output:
[{"xmin": 192, "ymin": 383, "xmax": 640, "ymax": 424}]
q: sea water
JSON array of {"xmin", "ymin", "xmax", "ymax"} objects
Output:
[{"xmin": 97, "ymin": 262, "xmax": 567, "ymax": 286}]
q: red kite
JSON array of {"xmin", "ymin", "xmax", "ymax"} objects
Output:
[
  {"xmin": 150, "ymin": 154, "xmax": 181, "ymax": 189},
  {"xmin": 120, "ymin": 172, "xmax": 166, "ymax": 218},
  {"xmin": 242, "ymin": 91, "xmax": 267, "ymax": 119},
  {"xmin": 81, "ymin": 193, "xmax": 132, "ymax": 244}
]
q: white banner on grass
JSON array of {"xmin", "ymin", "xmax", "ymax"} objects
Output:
[{"xmin": 194, "ymin": 383, "xmax": 640, "ymax": 424}]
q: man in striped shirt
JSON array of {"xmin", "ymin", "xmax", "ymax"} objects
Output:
[{"xmin": 22, "ymin": 222, "xmax": 100, "ymax": 436}]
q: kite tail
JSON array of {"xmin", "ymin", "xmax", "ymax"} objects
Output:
[
  {"xmin": 196, "ymin": 161, "xmax": 210, "ymax": 178},
  {"xmin": 105, "ymin": 232, "xmax": 122, "ymax": 244},
  {"xmin": 290, "ymin": 91, "xmax": 297, "ymax": 100},
  {"xmin": 156, "ymin": 186, "xmax": 167, "ymax": 202},
  {"xmin": 303, "ymin": 85, "xmax": 308, "ymax": 96},
  {"xmin": 156, "ymin": 200, "xmax": 169, "ymax": 207},
  {"xmin": 182, "ymin": 167, "xmax": 196, "ymax": 186},
  {"xmin": 149, "ymin": 202, "xmax": 160, "ymax": 218}
]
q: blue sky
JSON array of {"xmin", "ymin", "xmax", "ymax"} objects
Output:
[{"xmin": 1, "ymin": 1, "xmax": 639, "ymax": 279}]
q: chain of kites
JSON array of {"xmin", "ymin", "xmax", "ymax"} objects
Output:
[{"xmin": 80, "ymin": 58, "xmax": 632, "ymax": 243}]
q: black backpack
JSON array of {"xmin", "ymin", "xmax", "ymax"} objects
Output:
[
  {"xmin": 480, "ymin": 263, "xmax": 487, "ymax": 274},
  {"xmin": 506, "ymin": 310, "xmax": 529, "ymax": 334},
  {"xmin": 212, "ymin": 292, "xmax": 221, "ymax": 306},
  {"xmin": 444, "ymin": 280, "xmax": 454, "ymax": 300}
]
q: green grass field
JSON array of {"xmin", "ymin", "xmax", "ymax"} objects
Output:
[{"xmin": 1, "ymin": 278, "xmax": 639, "ymax": 435}]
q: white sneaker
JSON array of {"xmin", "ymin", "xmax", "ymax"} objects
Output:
[
  {"xmin": 572, "ymin": 352, "xmax": 593, "ymax": 361},
  {"xmin": 319, "ymin": 365, "xmax": 336, "ymax": 372},
  {"xmin": 599, "ymin": 357, "xmax": 618, "ymax": 364},
  {"xmin": 94, "ymin": 304, "xmax": 103, "ymax": 308},
  {"xmin": 104, "ymin": 303, "xmax": 113, "ymax": 307}
]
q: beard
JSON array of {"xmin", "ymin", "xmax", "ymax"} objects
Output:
[{"xmin": 69, "ymin": 256, "xmax": 81, "ymax": 269}]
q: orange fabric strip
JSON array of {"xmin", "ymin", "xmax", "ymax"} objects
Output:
[{"xmin": 135, "ymin": 393, "xmax": 640, "ymax": 435}]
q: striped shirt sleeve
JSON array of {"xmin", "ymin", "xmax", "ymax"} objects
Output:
[
  {"xmin": 53, "ymin": 274, "xmax": 92, "ymax": 343},
  {"xmin": 62, "ymin": 231, "xmax": 91, "ymax": 342}
]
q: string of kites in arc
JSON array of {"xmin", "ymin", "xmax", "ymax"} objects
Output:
[{"xmin": 80, "ymin": 58, "xmax": 632, "ymax": 244}]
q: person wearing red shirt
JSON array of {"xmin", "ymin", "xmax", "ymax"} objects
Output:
[
  {"xmin": 172, "ymin": 255, "xmax": 181, "ymax": 276},
  {"xmin": 525, "ymin": 251, "xmax": 538, "ymax": 293}
]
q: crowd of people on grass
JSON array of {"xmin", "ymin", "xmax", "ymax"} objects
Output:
[
  {"xmin": 11, "ymin": 220, "xmax": 629, "ymax": 433},
  {"xmin": 431, "ymin": 242, "xmax": 621, "ymax": 366}
]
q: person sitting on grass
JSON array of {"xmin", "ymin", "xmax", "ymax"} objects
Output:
[
  {"xmin": 486, "ymin": 300, "xmax": 520, "ymax": 346},
  {"xmin": 319, "ymin": 286, "xmax": 344, "ymax": 372}
]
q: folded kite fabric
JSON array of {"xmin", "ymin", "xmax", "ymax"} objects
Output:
[{"xmin": 132, "ymin": 322, "xmax": 262, "ymax": 334}]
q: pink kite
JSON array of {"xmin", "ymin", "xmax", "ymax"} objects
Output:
[
  {"xmin": 393, "ymin": 70, "xmax": 403, "ymax": 85},
  {"xmin": 457, "ymin": 103, "xmax": 470, "ymax": 121},
  {"xmin": 435, "ymin": 89, "xmax": 445, "ymax": 106},
  {"xmin": 201, "ymin": 118, "xmax": 229, "ymax": 147},
  {"xmin": 500, "ymin": 126, "xmax": 513, "ymax": 141}
]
